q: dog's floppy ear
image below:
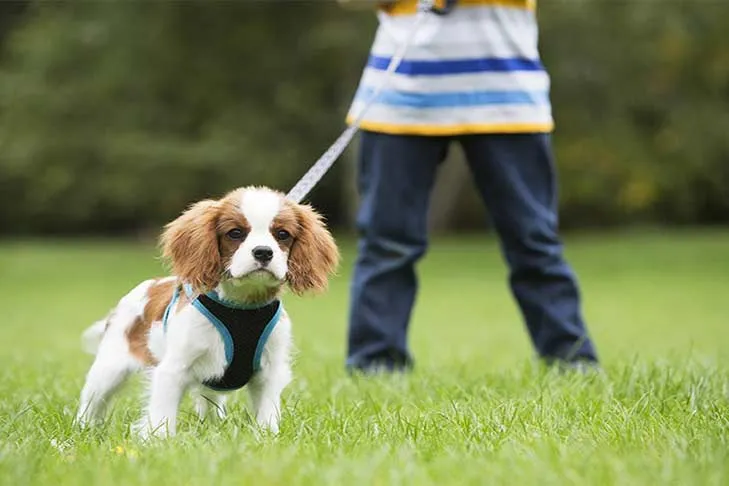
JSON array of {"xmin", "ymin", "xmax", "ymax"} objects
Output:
[
  {"xmin": 160, "ymin": 199, "xmax": 222, "ymax": 293},
  {"xmin": 286, "ymin": 203, "xmax": 339, "ymax": 295}
]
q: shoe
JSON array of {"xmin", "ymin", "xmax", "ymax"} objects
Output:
[
  {"xmin": 546, "ymin": 358, "xmax": 602, "ymax": 375},
  {"xmin": 345, "ymin": 359, "xmax": 413, "ymax": 376}
]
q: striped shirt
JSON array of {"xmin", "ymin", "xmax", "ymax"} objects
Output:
[{"xmin": 345, "ymin": 0, "xmax": 553, "ymax": 136}]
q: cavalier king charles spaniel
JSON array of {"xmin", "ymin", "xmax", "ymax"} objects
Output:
[{"xmin": 75, "ymin": 186, "xmax": 339, "ymax": 438}]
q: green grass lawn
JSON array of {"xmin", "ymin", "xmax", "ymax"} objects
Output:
[{"xmin": 1, "ymin": 230, "xmax": 727, "ymax": 485}]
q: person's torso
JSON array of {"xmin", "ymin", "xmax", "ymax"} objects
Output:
[{"xmin": 347, "ymin": 0, "xmax": 553, "ymax": 135}]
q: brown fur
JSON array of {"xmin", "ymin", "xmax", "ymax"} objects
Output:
[
  {"xmin": 216, "ymin": 195, "xmax": 252, "ymax": 274},
  {"xmin": 127, "ymin": 316, "xmax": 157, "ymax": 366},
  {"xmin": 285, "ymin": 202, "xmax": 340, "ymax": 295},
  {"xmin": 160, "ymin": 200, "xmax": 223, "ymax": 294},
  {"xmin": 125, "ymin": 187, "xmax": 338, "ymax": 368},
  {"xmin": 271, "ymin": 204, "xmax": 298, "ymax": 254},
  {"xmin": 126, "ymin": 278, "xmax": 182, "ymax": 366},
  {"xmin": 160, "ymin": 187, "xmax": 339, "ymax": 299}
]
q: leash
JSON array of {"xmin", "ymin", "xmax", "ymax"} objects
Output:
[{"xmin": 285, "ymin": 1, "xmax": 437, "ymax": 203}]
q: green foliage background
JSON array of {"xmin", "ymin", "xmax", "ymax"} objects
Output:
[{"xmin": 0, "ymin": 1, "xmax": 727, "ymax": 235}]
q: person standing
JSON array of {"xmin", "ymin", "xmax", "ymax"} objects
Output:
[{"xmin": 340, "ymin": 0, "xmax": 599, "ymax": 372}]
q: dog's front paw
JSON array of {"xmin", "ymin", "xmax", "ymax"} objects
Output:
[
  {"xmin": 131, "ymin": 419, "xmax": 153, "ymax": 441},
  {"xmin": 73, "ymin": 412, "xmax": 99, "ymax": 430},
  {"xmin": 256, "ymin": 413, "xmax": 280, "ymax": 435},
  {"xmin": 132, "ymin": 417, "xmax": 172, "ymax": 441}
]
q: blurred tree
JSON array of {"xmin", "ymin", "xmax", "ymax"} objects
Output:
[
  {"xmin": 0, "ymin": 0, "xmax": 28, "ymax": 50},
  {"xmin": 0, "ymin": 2, "xmax": 374, "ymax": 234},
  {"xmin": 0, "ymin": 1, "xmax": 726, "ymax": 235},
  {"xmin": 539, "ymin": 1, "xmax": 729, "ymax": 228}
]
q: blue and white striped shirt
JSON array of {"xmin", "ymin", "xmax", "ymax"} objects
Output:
[{"xmin": 346, "ymin": 0, "xmax": 553, "ymax": 135}]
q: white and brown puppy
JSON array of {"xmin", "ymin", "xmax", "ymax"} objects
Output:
[{"xmin": 75, "ymin": 186, "xmax": 339, "ymax": 438}]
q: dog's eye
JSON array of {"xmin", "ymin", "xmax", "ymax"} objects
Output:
[
  {"xmin": 275, "ymin": 229, "xmax": 291, "ymax": 241},
  {"xmin": 226, "ymin": 228, "xmax": 246, "ymax": 241}
]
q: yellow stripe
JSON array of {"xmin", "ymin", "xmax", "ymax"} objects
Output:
[
  {"xmin": 346, "ymin": 117, "xmax": 553, "ymax": 135},
  {"xmin": 382, "ymin": 0, "xmax": 536, "ymax": 16}
]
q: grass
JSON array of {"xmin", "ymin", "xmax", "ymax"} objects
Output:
[{"xmin": 0, "ymin": 229, "xmax": 728, "ymax": 485}]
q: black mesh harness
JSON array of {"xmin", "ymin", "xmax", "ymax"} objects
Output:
[{"xmin": 162, "ymin": 283, "xmax": 282, "ymax": 391}]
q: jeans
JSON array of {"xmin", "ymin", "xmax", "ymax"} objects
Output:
[{"xmin": 346, "ymin": 130, "xmax": 598, "ymax": 371}]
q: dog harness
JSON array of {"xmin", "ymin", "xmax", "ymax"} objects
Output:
[{"xmin": 162, "ymin": 284, "xmax": 282, "ymax": 391}]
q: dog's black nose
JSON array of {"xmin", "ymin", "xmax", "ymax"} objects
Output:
[{"xmin": 252, "ymin": 246, "xmax": 274, "ymax": 264}]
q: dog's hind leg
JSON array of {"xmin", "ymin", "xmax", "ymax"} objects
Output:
[
  {"xmin": 75, "ymin": 313, "xmax": 124, "ymax": 425},
  {"xmin": 75, "ymin": 315, "xmax": 143, "ymax": 427},
  {"xmin": 75, "ymin": 286, "xmax": 151, "ymax": 427},
  {"xmin": 76, "ymin": 354, "xmax": 135, "ymax": 427}
]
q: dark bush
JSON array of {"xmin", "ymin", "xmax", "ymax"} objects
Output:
[{"xmin": 0, "ymin": 1, "xmax": 726, "ymax": 234}]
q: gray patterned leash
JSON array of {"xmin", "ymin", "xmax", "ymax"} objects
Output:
[{"xmin": 285, "ymin": 4, "xmax": 432, "ymax": 203}]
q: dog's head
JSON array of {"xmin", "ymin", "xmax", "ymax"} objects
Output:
[{"xmin": 160, "ymin": 186, "xmax": 339, "ymax": 303}]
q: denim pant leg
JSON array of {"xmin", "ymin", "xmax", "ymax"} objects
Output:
[
  {"xmin": 346, "ymin": 130, "xmax": 449, "ymax": 371},
  {"xmin": 459, "ymin": 133, "xmax": 598, "ymax": 363}
]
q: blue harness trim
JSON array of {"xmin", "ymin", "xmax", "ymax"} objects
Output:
[
  {"xmin": 253, "ymin": 302, "xmax": 283, "ymax": 371},
  {"xmin": 161, "ymin": 286, "xmax": 180, "ymax": 332},
  {"xmin": 161, "ymin": 283, "xmax": 282, "ymax": 390},
  {"xmin": 189, "ymin": 296, "xmax": 236, "ymax": 366}
]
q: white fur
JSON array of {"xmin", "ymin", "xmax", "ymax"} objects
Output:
[
  {"xmin": 75, "ymin": 279, "xmax": 155, "ymax": 427},
  {"xmin": 75, "ymin": 278, "xmax": 294, "ymax": 439},
  {"xmin": 227, "ymin": 188, "xmax": 288, "ymax": 282},
  {"xmin": 81, "ymin": 317, "xmax": 107, "ymax": 355},
  {"xmin": 75, "ymin": 189, "xmax": 297, "ymax": 439}
]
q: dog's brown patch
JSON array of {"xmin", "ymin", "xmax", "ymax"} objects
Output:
[
  {"xmin": 127, "ymin": 316, "xmax": 156, "ymax": 366},
  {"xmin": 271, "ymin": 203, "xmax": 298, "ymax": 254},
  {"xmin": 216, "ymin": 195, "xmax": 252, "ymax": 271},
  {"xmin": 126, "ymin": 278, "xmax": 184, "ymax": 366},
  {"xmin": 284, "ymin": 201, "xmax": 340, "ymax": 295},
  {"xmin": 144, "ymin": 279, "xmax": 177, "ymax": 323},
  {"xmin": 160, "ymin": 200, "xmax": 223, "ymax": 293}
]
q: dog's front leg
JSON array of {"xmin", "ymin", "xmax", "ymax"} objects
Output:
[
  {"xmin": 247, "ymin": 318, "xmax": 293, "ymax": 434},
  {"xmin": 248, "ymin": 363, "xmax": 291, "ymax": 435},
  {"xmin": 136, "ymin": 359, "xmax": 192, "ymax": 439}
]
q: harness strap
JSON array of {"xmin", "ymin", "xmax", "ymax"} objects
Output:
[
  {"xmin": 161, "ymin": 284, "xmax": 282, "ymax": 372},
  {"xmin": 252, "ymin": 302, "xmax": 283, "ymax": 372},
  {"xmin": 161, "ymin": 286, "xmax": 180, "ymax": 332},
  {"xmin": 189, "ymin": 296, "xmax": 236, "ymax": 366}
]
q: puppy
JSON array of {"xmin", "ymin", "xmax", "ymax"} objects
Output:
[{"xmin": 75, "ymin": 186, "xmax": 339, "ymax": 438}]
